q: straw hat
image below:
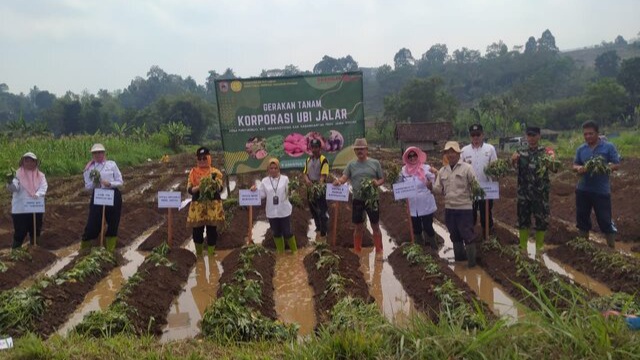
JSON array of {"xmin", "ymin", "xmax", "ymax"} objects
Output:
[
  {"xmin": 353, "ymin": 138, "xmax": 368, "ymax": 149},
  {"xmin": 91, "ymin": 143, "xmax": 106, "ymax": 153},
  {"xmin": 442, "ymin": 141, "xmax": 461, "ymax": 153}
]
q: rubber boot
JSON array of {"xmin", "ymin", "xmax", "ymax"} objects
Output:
[
  {"xmin": 195, "ymin": 243, "xmax": 204, "ymax": 256},
  {"xmin": 535, "ymin": 231, "xmax": 545, "ymax": 252},
  {"xmin": 605, "ymin": 233, "xmax": 616, "ymax": 248},
  {"xmin": 287, "ymin": 236, "xmax": 298, "ymax": 253},
  {"xmin": 425, "ymin": 233, "xmax": 437, "ymax": 250},
  {"xmin": 274, "ymin": 236, "xmax": 285, "ymax": 254},
  {"xmin": 207, "ymin": 245, "xmax": 215, "ymax": 256},
  {"xmin": 353, "ymin": 233, "xmax": 363, "ymax": 252},
  {"xmin": 373, "ymin": 233, "xmax": 383, "ymax": 254},
  {"xmin": 415, "ymin": 232, "xmax": 425, "ymax": 246},
  {"xmin": 519, "ymin": 229, "xmax": 530, "ymax": 251},
  {"xmin": 466, "ymin": 243, "xmax": 477, "ymax": 268},
  {"xmin": 578, "ymin": 230, "xmax": 589, "ymax": 240},
  {"xmin": 105, "ymin": 236, "xmax": 117, "ymax": 252},
  {"xmin": 452, "ymin": 242, "xmax": 467, "ymax": 261},
  {"xmin": 80, "ymin": 240, "xmax": 92, "ymax": 250}
]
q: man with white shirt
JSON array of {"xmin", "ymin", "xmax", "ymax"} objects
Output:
[{"xmin": 461, "ymin": 124, "xmax": 497, "ymax": 237}]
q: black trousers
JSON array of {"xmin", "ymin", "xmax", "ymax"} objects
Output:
[
  {"xmin": 82, "ymin": 188, "xmax": 122, "ymax": 241},
  {"xmin": 472, "ymin": 199, "xmax": 494, "ymax": 229},
  {"xmin": 12, "ymin": 213, "xmax": 43, "ymax": 248},
  {"xmin": 193, "ymin": 225, "xmax": 218, "ymax": 246},
  {"xmin": 269, "ymin": 216, "xmax": 292, "ymax": 238},
  {"xmin": 309, "ymin": 196, "xmax": 329, "ymax": 236}
]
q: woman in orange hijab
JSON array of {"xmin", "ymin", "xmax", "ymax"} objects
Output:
[{"xmin": 187, "ymin": 147, "xmax": 225, "ymax": 256}]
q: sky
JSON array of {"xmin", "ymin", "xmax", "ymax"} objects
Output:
[{"xmin": 1, "ymin": 0, "xmax": 639, "ymax": 96}]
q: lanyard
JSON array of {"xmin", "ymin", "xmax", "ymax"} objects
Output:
[{"xmin": 269, "ymin": 176, "xmax": 281, "ymax": 194}]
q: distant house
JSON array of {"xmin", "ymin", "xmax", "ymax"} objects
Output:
[
  {"xmin": 541, "ymin": 129, "xmax": 560, "ymax": 141},
  {"xmin": 395, "ymin": 121, "xmax": 454, "ymax": 152}
]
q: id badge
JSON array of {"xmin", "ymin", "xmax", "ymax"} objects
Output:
[{"xmin": 273, "ymin": 196, "xmax": 279, "ymax": 205}]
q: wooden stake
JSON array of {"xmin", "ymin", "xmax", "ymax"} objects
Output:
[
  {"xmin": 247, "ymin": 206, "xmax": 253, "ymax": 245},
  {"xmin": 331, "ymin": 202, "xmax": 339, "ymax": 246},
  {"xmin": 406, "ymin": 200, "xmax": 415, "ymax": 244},
  {"xmin": 100, "ymin": 205, "xmax": 106, "ymax": 247},
  {"xmin": 168, "ymin": 207, "xmax": 173, "ymax": 247},
  {"xmin": 484, "ymin": 199, "xmax": 490, "ymax": 240},
  {"xmin": 32, "ymin": 213, "xmax": 37, "ymax": 246}
]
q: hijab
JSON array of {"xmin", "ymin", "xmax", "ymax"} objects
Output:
[
  {"xmin": 16, "ymin": 157, "xmax": 44, "ymax": 197},
  {"xmin": 189, "ymin": 154, "xmax": 212, "ymax": 187}
]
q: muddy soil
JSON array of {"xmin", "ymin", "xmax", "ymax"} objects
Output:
[
  {"xmin": 304, "ymin": 246, "xmax": 372, "ymax": 324},
  {"xmin": 217, "ymin": 248, "xmax": 277, "ymax": 319},
  {"xmin": 0, "ymin": 247, "xmax": 57, "ymax": 291},
  {"xmin": 378, "ymin": 192, "xmax": 444, "ymax": 248},
  {"xmin": 122, "ymin": 248, "xmax": 196, "ymax": 335},
  {"xmin": 138, "ymin": 209, "xmax": 188, "ymax": 250},
  {"xmin": 263, "ymin": 207, "xmax": 311, "ymax": 250},
  {"xmin": 216, "ymin": 206, "xmax": 261, "ymax": 249},
  {"xmin": 330, "ymin": 202, "xmax": 373, "ymax": 248}
]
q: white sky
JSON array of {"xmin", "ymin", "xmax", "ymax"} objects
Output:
[{"xmin": 1, "ymin": 0, "xmax": 638, "ymax": 95}]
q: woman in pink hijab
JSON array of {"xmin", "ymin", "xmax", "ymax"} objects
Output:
[
  {"xmin": 400, "ymin": 146, "xmax": 438, "ymax": 249},
  {"xmin": 6, "ymin": 152, "xmax": 48, "ymax": 249}
]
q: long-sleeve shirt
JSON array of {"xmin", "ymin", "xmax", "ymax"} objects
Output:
[
  {"xmin": 461, "ymin": 142, "xmax": 497, "ymax": 183},
  {"xmin": 7, "ymin": 176, "xmax": 48, "ymax": 214},
  {"xmin": 400, "ymin": 164, "xmax": 437, "ymax": 216},
  {"xmin": 433, "ymin": 160, "xmax": 476, "ymax": 210},
  {"xmin": 258, "ymin": 175, "xmax": 292, "ymax": 219},
  {"xmin": 83, "ymin": 160, "xmax": 123, "ymax": 190}
]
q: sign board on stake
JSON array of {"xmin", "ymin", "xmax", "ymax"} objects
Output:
[
  {"xmin": 158, "ymin": 191, "xmax": 182, "ymax": 208},
  {"xmin": 94, "ymin": 188, "xmax": 115, "ymax": 206},
  {"xmin": 239, "ymin": 190, "xmax": 262, "ymax": 206},
  {"xmin": 326, "ymin": 184, "xmax": 349, "ymax": 202},
  {"xmin": 392, "ymin": 182, "xmax": 417, "ymax": 200}
]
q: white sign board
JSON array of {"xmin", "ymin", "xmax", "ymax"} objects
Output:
[
  {"xmin": 0, "ymin": 337, "xmax": 13, "ymax": 350},
  {"xmin": 158, "ymin": 191, "xmax": 182, "ymax": 208},
  {"xmin": 479, "ymin": 181, "xmax": 500, "ymax": 200},
  {"xmin": 94, "ymin": 188, "xmax": 115, "ymax": 206},
  {"xmin": 239, "ymin": 189, "xmax": 262, "ymax": 206},
  {"xmin": 326, "ymin": 184, "xmax": 349, "ymax": 202},
  {"xmin": 15, "ymin": 197, "xmax": 45, "ymax": 214},
  {"xmin": 392, "ymin": 182, "xmax": 417, "ymax": 200}
]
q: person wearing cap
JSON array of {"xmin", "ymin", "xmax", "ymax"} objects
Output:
[
  {"xmin": 6, "ymin": 152, "xmax": 48, "ymax": 249},
  {"xmin": 461, "ymin": 123, "xmax": 497, "ymax": 237},
  {"xmin": 81, "ymin": 143, "xmax": 124, "ymax": 252},
  {"xmin": 303, "ymin": 138, "xmax": 330, "ymax": 242},
  {"xmin": 333, "ymin": 138, "xmax": 385, "ymax": 254},
  {"xmin": 187, "ymin": 147, "xmax": 225, "ymax": 256},
  {"xmin": 429, "ymin": 141, "xmax": 478, "ymax": 266},
  {"xmin": 511, "ymin": 126, "xmax": 557, "ymax": 251},
  {"xmin": 572, "ymin": 120, "xmax": 620, "ymax": 247},
  {"xmin": 400, "ymin": 147, "xmax": 438, "ymax": 249},
  {"xmin": 251, "ymin": 158, "xmax": 296, "ymax": 253}
]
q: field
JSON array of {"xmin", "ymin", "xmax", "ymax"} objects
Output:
[{"xmin": 1, "ymin": 148, "xmax": 639, "ymax": 359}]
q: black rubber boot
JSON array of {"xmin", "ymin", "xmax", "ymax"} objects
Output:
[
  {"xmin": 466, "ymin": 243, "xmax": 477, "ymax": 268},
  {"xmin": 453, "ymin": 242, "xmax": 467, "ymax": 261}
]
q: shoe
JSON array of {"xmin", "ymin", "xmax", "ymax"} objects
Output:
[
  {"xmin": 453, "ymin": 242, "xmax": 467, "ymax": 261},
  {"xmin": 466, "ymin": 243, "xmax": 477, "ymax": 268}
]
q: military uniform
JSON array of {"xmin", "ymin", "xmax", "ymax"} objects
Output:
[{"xmin": 515, "ymin": 146, "xmax": 551, "ymax": 231}]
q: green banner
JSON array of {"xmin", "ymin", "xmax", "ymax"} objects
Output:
[{"xmin": 215, "ymin": 72, "xmax": 364, "ymax": 174}]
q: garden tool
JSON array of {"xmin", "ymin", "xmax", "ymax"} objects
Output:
[
  {"xmin": 605, "ymin": 233, "xmax": 616, "ymax": 248},
  {"xmin": 452, "ymin": 242, "xmax": 467, "ymax": 261},
  {"xmin": 207, "ymin": 245, "xmax": 215, "ymax": 256},
  {"xmin": 519, "ymin": 229, "xmax": 529, "ymax": 251},
  {"xmin": 105, "ymin": 236, "xmax": 117, "ymax": 252},
  {"xmin": 195, "ymin": 243, "xmax": 204, "ymax": 256},
  {"xmin": 274, "ymin": 236, "xmax": 285, "ymax": 253},
  {"xmin": 466, "ymin": 243, "xmax": 477, "ymax": 268},
  {"xmin": 373, "ymin": 233, "xmax": 383, "ymax": 253},
  {"xmin": 353, "ymin": 233, "xmax": 363, "ymax": 252},
  {"xmin": 535, "ymin": 231, "xmax": 545, "ymax": 251},
  {"xmin": 287, "ymin": 236, "xmax": 297, "ymax": 253}
]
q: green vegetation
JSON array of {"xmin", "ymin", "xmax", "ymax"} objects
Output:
[
  {"xmin": 484, "ymin": 158, "xmax": 513, "ymax": 178},
  {"xmin": 584, "ymin": 156, "xmax": 612, "ymax": 176},
  {"xmin": 358, "ymin": 178, "xmax": 379, "ymax": 211}
]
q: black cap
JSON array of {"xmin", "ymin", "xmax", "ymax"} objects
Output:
[
  {"xmin": 196, "ymin": 147, "xmax": 210, "ymax": 156},
  {"xmin": 310, "ymin": 139, "xmax": 322, "ymax": 148},
  {"xmin": 525, "ymin": 127, "xmax": 541, "ymax": 135},
  {"xmin": 469, "ymin": 123, "xmax": 483, "ymax": 133}
]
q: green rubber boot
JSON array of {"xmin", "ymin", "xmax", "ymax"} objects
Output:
[
  {"xmin": 207, "ymin": 245, "xmax": 215, "ymax": 256},
  {"xmin": 535, "ymin": 231, "xmax": 545, "ymax": 251},
  {"xmin": 195, "ymin": 243, "xmax": 204, "ymax": 256},
  {"xmin": 105, "ymin": 236, "xmax": 117, "ymax": 252},
  {"xmin": 519, "ymin": 229, "xmax": 530, "ymax": 251},
  {"xmin": 287, "ymin": 236, "xmax": 297, "ymax": 253},
  {"xmin": 274, "ymin": 237, "xmax": 285, "ymax": 254},
  {"xmin": 80, "ymin": 240, "xmax": 92, "ymax": 250}
]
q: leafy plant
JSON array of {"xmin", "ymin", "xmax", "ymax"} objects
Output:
[
  {"xmin": 198, "ymin": 173, "xmax": 223, "ymax": 201},
  {"xmin": 89, "ymin": 169, "xmax": 101, "ymax": 186},
  {"xmin": 384, "ymin": 163, "xmax": 401, "ymax": 184},
  {"xmin": 0, "ymin": 260, "xmax": 7, "ymax": 273},
  {"xmin": 484, "ymin": 158, "xmax": 513, "ymax": 178},
  {"xmin": 307, "ymin": 182, "xmax": 326, "ymax": 202},
  {"xmin": 5, "ymin": 167, "xmax": 16, "ymax": 184},
  {"xmin": 9, "ymin": 247, "xmax": 32, "ymax": 262},
  {"xmin": 358, "ymin": 178, "xmax": 379, "ymax": 211},
  {"xmin": 584, "ymin": 156, "xmax": 611, "ymax": 176},
  {"xmin": 470, "ymin": 179, "xmax": 486, "ymax": 201}
]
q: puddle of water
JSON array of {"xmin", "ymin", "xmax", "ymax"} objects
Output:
[
  {"xmin": 306, "ymin": 219, "xmax": 317, "ymax": 242},
  {"xmin": 433, "ymin": 221, "xmax": 521, "ymax": 322},
  {"xmin": 359, "ymin": 220, "xmax": 417, "ymax": 326},
  {"xmin": 542, "ymin": 252, "xmax": 612, "ymax": 296},
  {"xmin": 169, "ymin": 181, "xmax": 182, "ymax": 191},
  {"xmin": 250, "ymin": 220, "xmax": 269, "ymax": 245},
  {"xmin": 161, "ymin": 244, "xmax": 228, "ymax": 342},
  {"xmin": 273, "ymin": 247, "xmax": 316, "ymax": 336},
  {"xmin": 57, "ymin": 225, "xmax": 160, "ymax": 335},
  {"xmin": 18, "ymin": 245, "xmax": 82, "ymax": 289}
]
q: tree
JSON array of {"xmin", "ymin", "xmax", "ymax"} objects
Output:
[
  {"xmin": 524, "ymin": 36, "xmax": 537, "ymax": 55},
  {"xmin": 393, "ymin": 48, "xmax": 415, "ymax": 69},
  {"xmin": 383, "ymin": 77, "xmax": 457, "ymax": 123},
  {"xmin": 451, "ymin": 48, "xmax": 481, "ymax": 64},
  {"xmin": 0, "ymin": 83, "xmax": 8, "ymax": 93},
  {"xmin": 485, "ymin": 41, "xmax": 508, "ymax": 59},
  {"xmin": 595, "ymin": 50, "xmax": 620, "ymax": 78},
  {"xmin": 421, "ymin": 44, "xmax": 449, "ymax": 66},
  {"xmin": 584, "ymin": 78, "xmax": 629, "ymax": 126},
  {"xmin": 313, "ymin": 55, "xmax": 358, "ymax": 74},
  {"xmin": 614, "ymin": 35, "xmax": 627, "ymax": 46},
  {"xmin": 537, "ymin": 29, "xmax": 559, "ymax": 53},
  {"xmin": 618, "ymin": 57, "xmax": 640, "ymax": 100}
]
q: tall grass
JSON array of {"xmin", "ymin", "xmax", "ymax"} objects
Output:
[
  {"xmin": 547, "ymin": 129, "xmax": 640, "ymax": 159},
  {"xmin": 0, "ymin": 133, "xmax": 171, "ymax": 177}
]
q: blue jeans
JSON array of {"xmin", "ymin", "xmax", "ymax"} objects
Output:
[{"xmin": 575, "ymin": 189, "xmax": 616, "ymax": 234}]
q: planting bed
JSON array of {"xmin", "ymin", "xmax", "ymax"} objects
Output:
[
  {"xmin": 263, "ymin": 207, "xmax": 311, "ymax": 249},
  {"xmin": 331, "ymin": 201, "xmax": 373, "ymax": 248},
  {"xmin": 0, "ymin": 247, "xmax": 57, "ymax": 291}
]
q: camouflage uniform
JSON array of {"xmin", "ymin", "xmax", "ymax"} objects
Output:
[{"xmin": 516, "ymin": 146, "xmax": 551, "ymax": 231}]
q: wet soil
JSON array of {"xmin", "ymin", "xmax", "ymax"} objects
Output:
[
  {"xmin": 138, "ymin": 209, "xmax": 189, "ymax": 250},
  {"xmin": 263, "ymin": 208, "xmax": 311, "ymax": 250},
  {"xmin": 303, "ymin": 246, "xmax": 373, "ymax": 324},
  {"xmin": 378, "ymin": 192, "xmax": 444, "ymax": 248},
  {"xmin": 330, "ymin": 202, "xmax": 373, "ymax": 248},
  {"xmin": 216, "ymin": 207, "xmax": 261, "ymax": 249},
  {"xmin": 121, "ymin": 248, "xmax": 196, "ymax": 335},
  {"xmin": 217, "ymin": 248, "xmax": 277, "ymax": 319},
  {"xmin": 0, "ymin": 247, "xmax": 57, "ymax": 291}
]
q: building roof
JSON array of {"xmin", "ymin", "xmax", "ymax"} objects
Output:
[{"xmin": 395, "ymin": 122, "xmax": 454, "ymax": 142}]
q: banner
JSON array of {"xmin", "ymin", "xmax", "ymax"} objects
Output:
[{"xmin": 216, "ymin": 72, "xmax": 364, "ymax": 174}]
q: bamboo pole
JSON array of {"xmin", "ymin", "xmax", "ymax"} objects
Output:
[
  {"xmin": 247, "ymin": 206, "xmax": 253, "ymax": 245},
  {"xmin": 168, "ymin": 208, "xmax": 173, "ymax": 247},
  {"xmin": 406, "ymin": 200, "xmax": 415, "ymax": 244},
  {"xmin": 32, "ymin": 213, "xmax": 37, "ymax": 246},
  {"xmin": 100, "ymin": 205, "xmax": 106, "ymax": 247},
  {"xmin": 331, "ymin": 202, "xmax": 339, "ymax": 246}
]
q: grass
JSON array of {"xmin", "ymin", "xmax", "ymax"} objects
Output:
[{"xmin": 547, "ymin": 129, "xmax": 640, "ymax": 159}]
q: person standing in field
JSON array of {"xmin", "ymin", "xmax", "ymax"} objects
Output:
[
  {"xmin": 6, "ymin": 152, "xmax": 48, "ymax": 249},
  {"xmin": 187, "ymin": 147, "xmax": 225, "ymax": 256},
  {"xmin": 428, "ymin": 141, "xmax": 478, "ymax": 267},
  {"xmin": 81, "ymin": 143, "xmax": 123, "ymax": 252},
  {"xmin": 511, "ymin": 127, "xmax": 558, "ymax": 252},
  {"xmin": 251, "ymin": 158, "xmax": 296, "ymax": 253},
  {"xmin": 303, "ymin": 138, "xmax": 330, "ymax": 243},
  {"xmin": 572, "ymin": 120, "xmax": 620, "ymax": 247},
  {"xmin": 400, "ymin": 146, "xmax": 438, "ymax": 249},
  {"xmin": 461, "ymin": 123, "xmax": 497, "ymax": 237},
  {"xmin": 333, "ymin": 138, "xmax": 385, "ymax": 254}
]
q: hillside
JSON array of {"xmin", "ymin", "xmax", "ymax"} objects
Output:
[{"xmin": 562, "ymin": 41, "xmax": 640, "ymax": 67}]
